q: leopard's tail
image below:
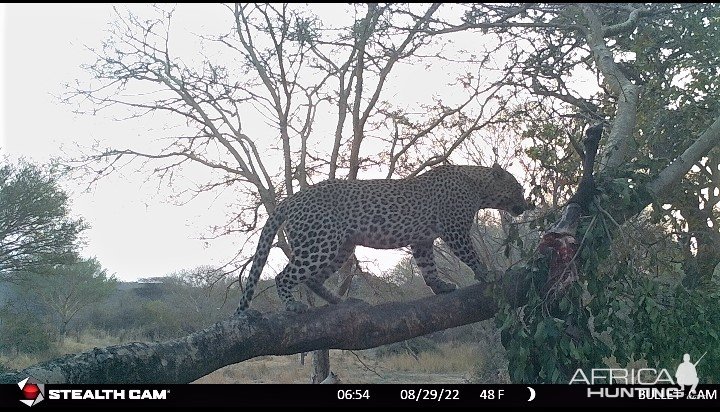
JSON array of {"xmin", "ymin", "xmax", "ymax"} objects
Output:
[{"xmin": 237, "ymin": 201, "xmax": 288, "ymax": 312}]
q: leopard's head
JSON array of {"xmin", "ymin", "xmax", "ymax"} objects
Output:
[{"xmin": 488, "ymin": 163, "xmax": 529, "ymax": 217}]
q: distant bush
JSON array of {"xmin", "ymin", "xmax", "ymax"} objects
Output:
[{"xmin": 0, "ymin": 310, "xmax": 54, "ymax": 354}]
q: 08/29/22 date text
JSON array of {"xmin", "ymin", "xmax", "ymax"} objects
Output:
[{"xmin": 399, "ymin": 389, "xmax": 460, "ymax": 401}]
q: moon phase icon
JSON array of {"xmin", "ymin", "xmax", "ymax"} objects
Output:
[{"xmin": 527, "ymin": 386, "xmax": 536, "ymax": 401}]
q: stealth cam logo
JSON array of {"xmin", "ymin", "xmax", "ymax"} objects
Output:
[{"xmin": 18, "ymin": 377, "xmax": 45, "ymax": 407}]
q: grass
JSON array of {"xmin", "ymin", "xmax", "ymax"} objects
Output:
[
  {"xmin": 194, "ymin": 343, "xmax": 481, "ymax": 384},
  {"xmin": 195, "ymin": 355, "xmax": 316, "ymax": 384},
  {"xmin": 0, "ymin": 328, "xmax": 143, "ymax": 371},
  {"xmin": 59, "ymin": 329, "xmax": 137, "ymax": 353},
  {"xmin": 0, "ymin": 353, "xmax": 44, "ymax": 371},
  {"xmin": 379, "ymin": 343, "xmax": 478, "ymax": 374}
]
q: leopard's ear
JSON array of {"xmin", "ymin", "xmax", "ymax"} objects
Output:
[{"xmin": 491, "ymin": 163, "xmax": 504, "ymax": 177}]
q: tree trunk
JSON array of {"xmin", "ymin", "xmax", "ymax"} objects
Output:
[
  {"xmin": 62, "ymin": 321, "xmax": 70, "ymax": 340},
  {"xmin": 311, "ymin": 350, "xmax": 330, "ymax": 384},
  {"xmin": 310, "ymin": 254, "xmax": 357, "ymax": 383}
]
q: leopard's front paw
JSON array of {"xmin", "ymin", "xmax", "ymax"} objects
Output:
[{"xmin": 430, "ymin": 280, "xmax": 457, "ymax": 294}]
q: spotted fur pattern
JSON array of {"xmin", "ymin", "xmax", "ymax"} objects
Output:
[{"xmin": 236, "ymin": 164, "xmax": 528, "ymax": 314}]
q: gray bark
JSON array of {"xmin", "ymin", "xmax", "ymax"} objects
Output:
[
  {"xmin": 581, "ymin": 5, "xmax": 641, "ymax": 171},
  {"xmin": 311, "ymin": 349, "xmax": 330, "ymax": 384}
]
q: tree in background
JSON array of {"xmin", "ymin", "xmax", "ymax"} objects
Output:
[
  {"xmin": 16, "ymin": 258, "xmax": 116, "ymax": 338},
  {"xmin": 0, "ymin": 160, "xmax": 86, "ymax": 281},
  {"xmin": 0, "ymin": 305, "xmax": 53, "ymax": 356},
  {"xmin": 0, "ymin": 158, "xmax": 97, "ymax": 356},
  {"xmin": 146, "ymin": 266, "xmax": 236, "ymax": 334}
]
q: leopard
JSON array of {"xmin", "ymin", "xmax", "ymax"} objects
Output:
[{"xmin": 236, "ymin": 163, "xmax": 529, "ymax": 314}]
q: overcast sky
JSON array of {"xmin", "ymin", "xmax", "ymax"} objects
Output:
[{"xmin": 0, "ymin": 4, "xmax": 416, "ymax": 281}]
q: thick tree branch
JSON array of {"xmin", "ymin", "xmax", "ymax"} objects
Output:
[
  {"xmin": 581, "ymin": 5, "xmax": 639, "ymax": 171},
  {"xmin": 0, "ymin": 275, "xmax": 528, "ymax": 384},
  {"xmin": 647, "ymin": 114, "xmax": 720, "ymax": 197}
]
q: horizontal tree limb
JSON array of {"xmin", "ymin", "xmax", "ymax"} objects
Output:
[{"xmin": 0, "ymin": 272, "xmax": 528, "ymax": 384}]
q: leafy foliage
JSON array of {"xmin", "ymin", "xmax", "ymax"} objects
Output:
[
  {"xmin": 0, "ymin": 307, "xmax": 53, "ymax": 354},
  {"xmin": 485, "ymin": 3, "xmax": 720, "ymax": 384},
  {"xmin": 497, "ymin": 177, "xmax": 719, "ymax": 383},
  {"xmin": 0, "ymin": 160, "xmax": 86, "ymax": 280}
]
